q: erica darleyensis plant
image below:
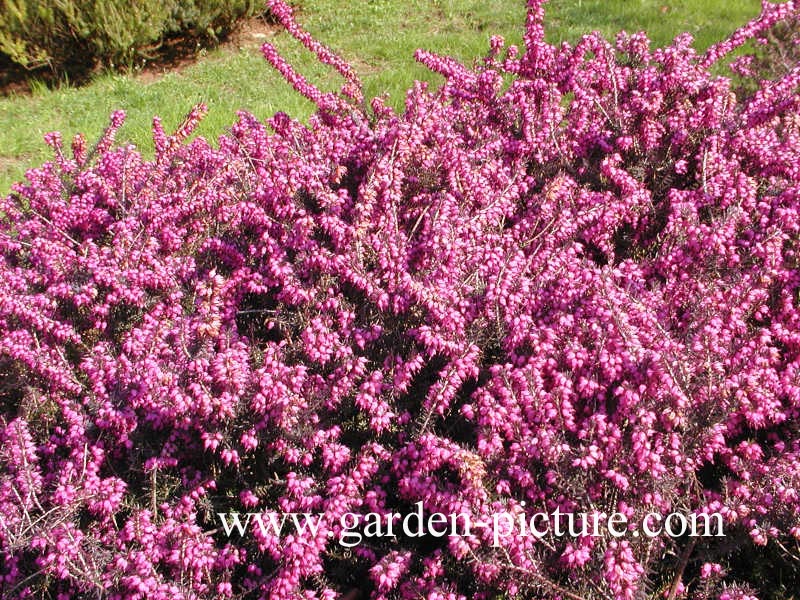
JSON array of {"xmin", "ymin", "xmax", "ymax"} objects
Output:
[{"xmin": 2, "ymin": 1, "xmax": 800, "ymax": 598}]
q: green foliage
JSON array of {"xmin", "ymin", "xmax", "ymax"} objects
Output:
[{"xmin": 0, "ymin": 0, "xmax": 258, "ymax": 74}]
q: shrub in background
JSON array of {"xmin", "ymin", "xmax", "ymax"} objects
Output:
[
  {"xmin": 1, "ymin": 1, "xmax": 800, "ymax": 599},
  {"xmin": 0, "ymin": 0, "xmax": 258, "ymax": 76}
]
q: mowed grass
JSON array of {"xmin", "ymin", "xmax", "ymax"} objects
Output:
[{"xmin": 0, "ymin": 0, "xmax": 762, "ymax": 195}]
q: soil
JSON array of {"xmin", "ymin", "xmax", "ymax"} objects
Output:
[
  {"xmin": 0, "ymin": 14, "xmax": 280, "ymax": 96},
  {"xmin": 134, "ymin": 15, "xmax": 280, "ymax": 84},
  {"xmin": 0, "ymin": 54, "xmax": 38, "ymax": 96}
]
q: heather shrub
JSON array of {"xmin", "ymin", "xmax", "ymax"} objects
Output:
[
  {"xmin": 1, "ymin": 1, "xmax": 800, "ymax": 599},
  {"xmin": 0, "ymin": 0, "xmax": 258, "ymax": 75},
  {"xmin": 749, "ymin": 11, "xmax": 800, "ymax": 81}
]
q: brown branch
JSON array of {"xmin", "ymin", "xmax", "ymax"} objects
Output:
[{"xmin": 666, "ymin": 539, "xmax": 696, "ymax": 600}]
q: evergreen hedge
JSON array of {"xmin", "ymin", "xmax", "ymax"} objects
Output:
[{"xmin": 0, "ymin": 0, "xmax": 258, "ymax": 76}]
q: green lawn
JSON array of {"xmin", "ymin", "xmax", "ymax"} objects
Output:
[{"xmin": 0, "ymin": 0, "xmax": 762, "ymax": 195}]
